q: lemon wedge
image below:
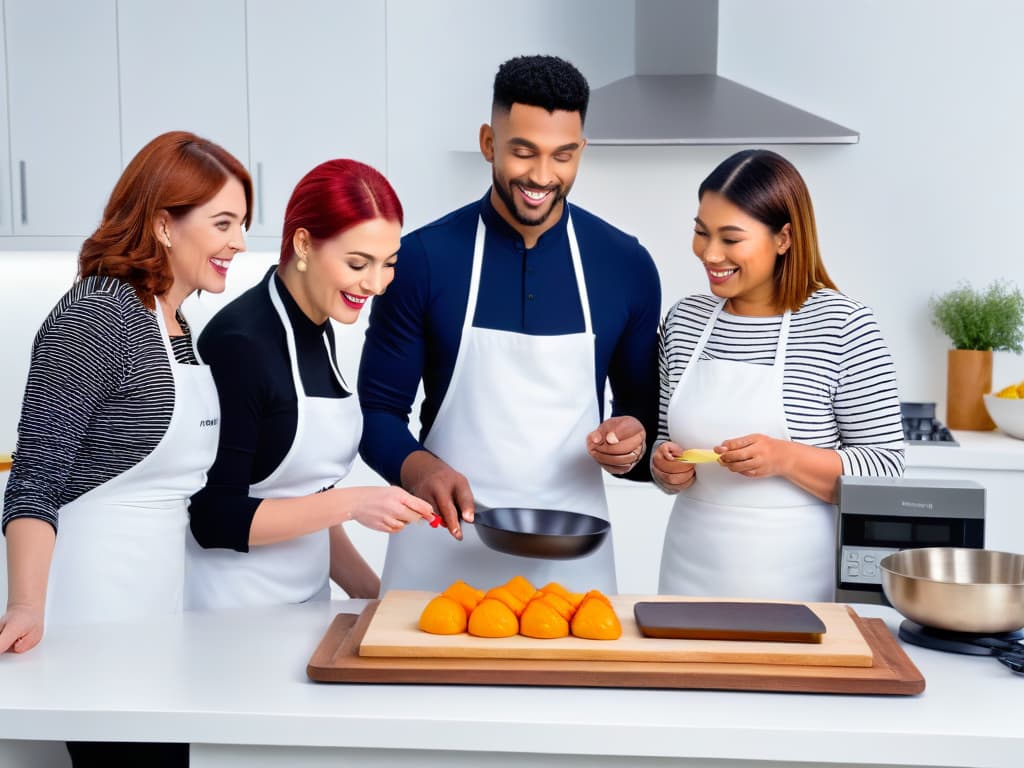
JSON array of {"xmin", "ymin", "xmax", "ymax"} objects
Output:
[
  {"xmin": 676, "ymin": 449, "xmax": 721, "ymax": 464},
  {"xmin": 996, "ymin": 384, "xmax": 1020, "ymax": 399}
]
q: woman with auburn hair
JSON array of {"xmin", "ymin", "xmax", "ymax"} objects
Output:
[
  {"xmin": 1, "ymin": 130, "xmax": 250, "ymax": 764},
  {"xmin": 186, "ymin": 159, "xmax": 433, "ymax": 610},
  {"xmin": 652, "ymin": 149, "xmax": 905, "ymax": 602}
]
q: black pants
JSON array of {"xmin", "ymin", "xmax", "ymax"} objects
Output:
[{"xmin": 66, "ymin": 741, "xmax": 189, "ymax": 767}]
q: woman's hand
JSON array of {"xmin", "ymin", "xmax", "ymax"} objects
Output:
[
  {"xmin": 0, "ymin": 603, "xmax": 44, "ymax": 654},
  {"xmin": 715, "ymin": 433, "xmax": 791, "ymax": 478},
  {"xmin": 651, "ymin": 441, "xmax": 697, "ymax": 493},
  {"xmin": 343, "ymin": 486, "xmax": 436, "ymax": 533}
]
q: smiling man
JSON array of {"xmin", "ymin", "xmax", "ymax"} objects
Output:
[{"xmin": 358, "ymin": 55, "xmax": 661, "ymax": 594}]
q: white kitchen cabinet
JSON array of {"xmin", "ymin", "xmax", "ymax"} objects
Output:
[
  {"xmin": 4, "ymin": 0, "xmax": 121, "ymax": 237},
  {"xmin": 116, "ymin": 0, "xmax": 249, "ymax": 173},
  {"xmin": 244, "ymin": 0, "xmax": 387, "ymax": 240}
]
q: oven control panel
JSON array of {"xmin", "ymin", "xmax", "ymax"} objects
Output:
[{"xmin": 840, "ymin": 545, "xmax": 899, "ymax": 585}]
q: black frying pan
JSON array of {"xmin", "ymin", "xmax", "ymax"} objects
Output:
[{"xmin": 472, "ymin": 507, "xmax": 609, "ymax": 560}]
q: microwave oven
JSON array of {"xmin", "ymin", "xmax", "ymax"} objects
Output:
[{"xmin": 834, "ymin": 476, "xmax": 985, "ymax": 604}]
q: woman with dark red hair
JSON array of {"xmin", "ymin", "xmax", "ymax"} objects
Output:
[
  {"xmin": 186, "ymin": 159, "xmax": 433, "ymax": 609},
  {"xmin": 1, "ymin": 130, "xmax": 250, "ymax": 765}
]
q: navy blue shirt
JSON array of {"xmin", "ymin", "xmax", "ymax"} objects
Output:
[{"xmin": 358, "ymin": 192, "xmax": 661, "ymax": 485}]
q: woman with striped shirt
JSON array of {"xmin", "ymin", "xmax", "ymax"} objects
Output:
[
  {"xmin": 1, "ymin": 131, "xmax": 251, "ymax": 766},
  {"xmin": 652, "ymin": 149, "xmax": 904, "ymax": 601}
]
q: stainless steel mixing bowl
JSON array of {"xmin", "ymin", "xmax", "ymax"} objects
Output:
[{"xmin": 880, "ymin": 547, "xmax": 1024, "ymax": 634}]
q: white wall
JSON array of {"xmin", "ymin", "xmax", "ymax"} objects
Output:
[{"xmin": 3, "ymin": 1, "xmax": 1024, "ymax": 595}]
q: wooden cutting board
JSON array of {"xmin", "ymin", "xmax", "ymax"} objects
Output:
[
  {"xmin": 359, "ymin": 591, "xmax": 874, "ymax": 667},
  {"xmin": 308, "ymin": 603, "xmax": 925, "ymax": 695}
]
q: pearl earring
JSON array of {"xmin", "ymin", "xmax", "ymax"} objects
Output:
[{"xmin": 296, "ymin": 259, "xmax": 308, "ymax": 273}]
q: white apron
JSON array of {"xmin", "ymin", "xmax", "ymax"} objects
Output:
[
  {"xmin": 46, "ymin": 298, "xmax": 219, "ymax": 627},
  {"xmin": 658, "ymin": 300, "xmax": 836, "ymax": 602},
  {"xmin": 380, "ymin": 214, "xmax": 615, "ymax": 595},
  {"xmin": 185, "ymin": 275, "xmax": 361, "ymax": 610}
]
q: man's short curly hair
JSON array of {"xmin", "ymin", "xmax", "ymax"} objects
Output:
[{"xmin": 492, "ymin": 55, "xmax": 590, "ymax": 125}]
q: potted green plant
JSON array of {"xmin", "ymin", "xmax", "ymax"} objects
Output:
[{"xmin": 929, "ymin": 280, "xmax": 1024, "ymax": 430}]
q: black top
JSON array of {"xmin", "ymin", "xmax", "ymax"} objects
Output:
[
  {"xmin": 3, "ymin": 276, "xmax": 198, "ymax": 534},
  {"xmin": 188, "ymin": 267, "xmax": 352, "ymax": 552}
]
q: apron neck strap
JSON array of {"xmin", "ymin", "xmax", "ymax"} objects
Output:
[
  {"xmin": 152, "ymin": 296, "xmax": 203, "ymax": 364},
  {"xmin": 469, "ymin": 213, "xmax": 593, "ymax": 334},
  {"xmin": 774, "ymin": 310, "xmax": 792, "ymax": 371},
  {"xmin": 693, "ymin": 300, "xmax": 791, "ymax": 373},
  {"xmin": 268, "ymin": 274, "xmax": 346, "ymax": 396}
]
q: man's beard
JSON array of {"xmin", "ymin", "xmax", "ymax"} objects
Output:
[{"xmin": 492, "ymin": 171, "xmax": 566, "ymax": 228}]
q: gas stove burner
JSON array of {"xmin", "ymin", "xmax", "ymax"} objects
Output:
[
  {"xmin": 900, "ymin": 402, "xmax": 959, "ymax": 445},
  {"xmin": 899, "ymin": 620, "xmax": 1024, "ymax": 675}
]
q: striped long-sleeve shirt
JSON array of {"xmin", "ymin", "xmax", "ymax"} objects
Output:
[
  {"xmin": 657, "ymin": 290, "xmax": 906, "ymax": 477},
  {"xmin": 2, "ymin": 276, "xmax": 197, "ymax": 534}
]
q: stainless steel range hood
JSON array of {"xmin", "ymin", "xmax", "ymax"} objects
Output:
[{"xmin": 586, "ymin": 1, "xmax": 858, "ymax": 146}]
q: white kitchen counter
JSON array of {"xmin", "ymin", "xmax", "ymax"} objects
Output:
[
  {"xmin": 0, "ymin": 598, "xmax": 1020, "ymax": 768},
  {"xmin": 906, "ymin": 429, "xmax": 1024, "ymax": 471}
]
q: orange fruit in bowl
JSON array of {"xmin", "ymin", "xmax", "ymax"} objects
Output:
[
  {"xmin": 520, "ymin": 597, "xmax": 570, "ymax": 639},
  {"xmin": 468, "ymin": 598, "xmax": 519, "ymax": 637},
  {"xmin": 503, "ymin": 575, "xmax": 537, "ymax": 603},
  {"xmin": 443, "ymin": 579, "xmax": 485, "ymax": 613},
  {"xmin": 996, "ymin": 384, "xmax": 1020, "ymax": 399},
  {"xmin": 485, "ymin": 585, "xmax": 527, "ymax": 617},
  {"xmin": 418, "ymin": 595, "xmax": 468, "ymax": 635},
  {"xmin": 571, "ymin": 596, "xmax": 622, "ymax": 640}
]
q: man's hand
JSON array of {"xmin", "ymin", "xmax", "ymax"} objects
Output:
[
  {"xmin": 586, "ymin": 416, "xmax": 646, "ymax": 476},
  {"xmin": 400, "ymin": 450, "xmax": 475, "ymax": 539},
  {"xmin": 650, "ymin": 441, "xmax": 697, "ymax": 492}
]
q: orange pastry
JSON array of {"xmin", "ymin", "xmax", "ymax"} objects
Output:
[
  {"xmin": 484, "ymin": 585, "xmax": 527, "ymax": 617},
  {"xmin": 571, "ymin": 595, "xmax": 622, "ymax": 640},
  {"xmin": 538, "ymin": 581, "xmax": 570, "ymax": 600},
  {"xmin": 582, "ymin": 589, "xmax": 613, "ymax": 608},
  {"xmin": 537, "ymin": 591, "xmax": 574, "ymax": 621},
  {"xmin": 442, "ymin": 579, "xmax": 485, "ymax": 614},
  {"xmin": 418, "ymin": 595, "xmax": 468, "ymax": 635},
  {"xmin": 468, "ymin": 598, "xmax": 519, "ymax": 638},
  {"xmin": 503, "ymin": 575, "xmax": 537, "ymax": 604},
  {"xmin": 520, "ymin": 596, "xmax": 570, "ymax": 639},
  {"xmin": 566, "ymin": 592, "xmax": 585, "ymax": 609}
]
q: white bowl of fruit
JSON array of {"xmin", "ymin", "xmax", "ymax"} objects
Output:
[{"xmin": 983, "ymin": 379, "xmax": 1024, "ymax": 439}]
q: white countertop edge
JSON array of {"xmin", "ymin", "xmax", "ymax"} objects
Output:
[
  {"xmin": 0, "ymin": 599, "xmax": 1020, "ymax": 766},
  {"xmin": 0, "ymin": 712, "xmax": 1017, "ymax": 767}
]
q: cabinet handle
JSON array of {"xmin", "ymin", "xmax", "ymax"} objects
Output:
[
  {"xmin": 256, "ymin": 162, "xmax": 264, "ymax": 226},
  {"xmin": 19, "ymin": 161, "xmax": 28, "ymax": 225}
]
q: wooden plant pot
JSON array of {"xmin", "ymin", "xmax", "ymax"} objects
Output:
[{"xmin": 946, "ymin": 349, "xmax": 996, "ymax": 430}]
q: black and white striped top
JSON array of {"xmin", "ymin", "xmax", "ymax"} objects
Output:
[
  {"xmin": 658, "ymin": 290, "xmax": 906, "ymax": 477},
  {"xmin": 2, "ymin": 276, "xmax": 197, "ymax": 534}
]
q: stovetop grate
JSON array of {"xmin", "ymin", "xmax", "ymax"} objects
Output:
[{"xmin": 900, "ymin": 402, "xmax": 959, "ymax": 446}]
